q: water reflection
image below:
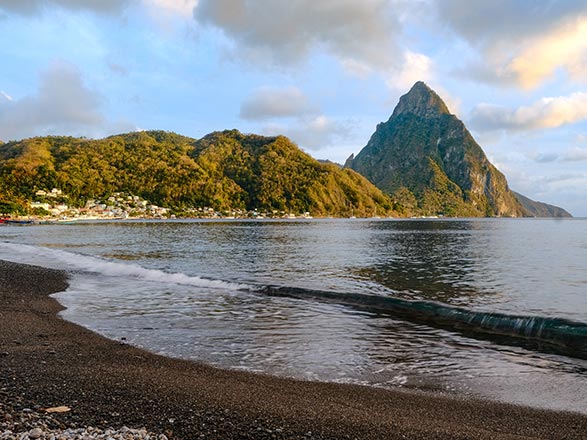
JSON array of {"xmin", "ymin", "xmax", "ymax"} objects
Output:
[{"xmin": 353, "ymin": 220, "xmax": 503, "ymax": 306}]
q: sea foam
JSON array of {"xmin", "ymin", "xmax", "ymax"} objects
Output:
[{"xmin": 0, "ymin": 242, "xmax": 250, "ymax": 291}]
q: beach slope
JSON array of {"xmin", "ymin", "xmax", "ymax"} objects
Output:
[{"xmin": 1, "ymin": 260, "xmax": 586, "ymax": 439}]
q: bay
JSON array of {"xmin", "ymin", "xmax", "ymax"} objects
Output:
[{"xmin": 1, "ymin": 218, "xmax": 586, "ymax": 413}]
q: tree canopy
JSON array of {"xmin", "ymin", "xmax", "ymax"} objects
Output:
[{"xmin": 0, "ymin": 130, "xmax": 400, "ymax": 217}]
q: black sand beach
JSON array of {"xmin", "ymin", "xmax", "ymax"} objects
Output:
[{"xmin": 1, "ymin": 259, "xmax": 586, "ymax": 439}]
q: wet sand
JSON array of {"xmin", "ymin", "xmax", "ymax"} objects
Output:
[{"xmin": 1, "ymin": 259, "xmax": 586, "ymax": 439}]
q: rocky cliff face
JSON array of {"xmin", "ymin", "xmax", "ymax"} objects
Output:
[{"xmin": 347, "ymin": 81, "xmax": 525, "ymax": 217}]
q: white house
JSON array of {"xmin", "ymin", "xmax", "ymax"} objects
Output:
[{"xmin": 30, "ymin": 202, "xmax": 51, "ymax": 211}]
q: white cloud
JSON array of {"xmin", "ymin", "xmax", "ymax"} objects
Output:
[
  {"xmin": 435, "ymin": 0, "xmax": 586, "ymax": 44},
  {"xmin": 194, "ymin": 0, "xmax": 401, "ymax": 69},
  {"xmin": 240, "ymin": 86, "xmax": 316, "ymax": 120},
  {"xmin": 384, "ymin": 59, "xmax": 463, "ymax": 118},
  {"xmin": 239, "ymin": 84, "xmax": 351, "ymax": 151},
  {"xmin": 508, "ymin": 17, "xmax": 587, "ymax": 89},
  {"xmin": 143, "ymin": 0, "xmax": 197, "ymax": 17},
  {"xmin": 469, "ymin": 92, "xmax": 587, "ymax": 133},
  {"xmin": 0, "ymin": 0, "xmax": 129, "ymax": 15},
  {"xmin": 436, "ymin": 1, "xmax": 587, "ymax": 89},
  {"xmin": 239, "ymin": 84, "xmax": 350, "ymax": 151},
  {"xmin": 0, "ymin": 61, "xmax": 109, "ymax": 141},
  {"xmin": 383, "ymin": 52, "xmax": 465, "ymax": 116},
  {"xmin": 387, "ymin": 51, "xmax": 433, "ymax": 91},
  {"xmin": 263, "ymin": 115, "xmax": 351, "ymax": 151}
]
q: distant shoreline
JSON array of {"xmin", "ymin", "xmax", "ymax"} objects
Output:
[
  {"xmin": 1, "ymin": 259, "xmax": 586, "ymax": 439},
  {"xmin": 1, "ymin": 215, "xmax": 584, "ymax": 226}
]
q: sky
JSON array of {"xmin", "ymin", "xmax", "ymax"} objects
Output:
[{"xmin": 1, "ymin": 1, "xmax": 586, "ymax": 216}]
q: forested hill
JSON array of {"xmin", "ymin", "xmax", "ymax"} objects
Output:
[{"xmin": 0, "ymin": 130, "xmax": 399, "ymax": 217}]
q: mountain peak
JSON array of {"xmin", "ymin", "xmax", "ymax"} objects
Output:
[
  {"xmin": 391, "ymin": 81, "xmax": 451, "ymax": 118},
  {"xmin": 349, "ymin": 81, "xmax": 526, "ymax": 217}
]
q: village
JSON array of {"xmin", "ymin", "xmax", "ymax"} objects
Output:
[{"xmin": 19, "ymin": 188, "xmax": 313, "ymax": 222}]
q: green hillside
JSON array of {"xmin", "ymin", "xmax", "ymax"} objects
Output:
[{"xmin": 0, "ymin": 130, "xmax": 398, "ymax": 217}]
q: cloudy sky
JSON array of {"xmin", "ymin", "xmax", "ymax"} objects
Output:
[{"xmin": 1, "ymin": 0, "xmax": 586, "ymax": 215}]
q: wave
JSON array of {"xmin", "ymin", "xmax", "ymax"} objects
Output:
[
  {"xmin": 0, "ymin": 242, "xmax": 251, "ymax": 291},
  {"xmin": 2, "ymin": 241, "xmax": 586, "ymax": 359},
  {"xmin": 258, "ymin": 285, "xmax": 587, "ymax": 360}
]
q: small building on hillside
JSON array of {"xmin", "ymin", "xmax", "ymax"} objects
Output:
[{"xmin": 30, "ymin": 202, "xmax": 51, "ymax": 211}]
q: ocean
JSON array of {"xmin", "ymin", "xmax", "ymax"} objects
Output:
[{"xmin": 1, "ymin": 218, "xmax": 586, "ymax": 414}]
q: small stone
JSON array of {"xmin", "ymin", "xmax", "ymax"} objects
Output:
[
  {"xmin": 28, "ymin": 427, "xmax": 43, "ymax": 439},
  {"xmin": 0, "ymin": 352, "xmax": 8, "ymax": 356},
  {"xmin": 44, "ymin": 406, "xmax": 70, "ymax": 414}
]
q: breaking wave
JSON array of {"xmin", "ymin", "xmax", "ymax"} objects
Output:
[
  {"xmin": 0, "ymin": 242, "xmax": 251, "ymax": 291},
  {"xmin": 2, "ymin": 241, "xmax": 586, "ymax": 359}
]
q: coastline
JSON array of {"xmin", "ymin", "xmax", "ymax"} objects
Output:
[{"xmin": 1, "ymin": 260, "xmax": 586, "ymax": 439}]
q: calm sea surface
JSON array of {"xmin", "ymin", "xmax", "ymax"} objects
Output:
[{"xmin": 1, "ymin": 218, "xmax": 586, "ymax": 413}]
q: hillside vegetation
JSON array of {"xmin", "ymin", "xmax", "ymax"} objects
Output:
[{"xmin": 0, "ymin": 130, "xmax": 399, "ymax": 217}]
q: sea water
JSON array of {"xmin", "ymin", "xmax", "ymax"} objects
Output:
[{"xmin": 1, "ymin": 218, "xmax": 586, "ymax": 413}]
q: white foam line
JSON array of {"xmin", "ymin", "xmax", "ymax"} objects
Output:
[{"xmin": 0, "ymin": 242, "xmax": 251, "ymax": 291}]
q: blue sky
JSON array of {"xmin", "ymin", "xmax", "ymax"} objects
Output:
[{"xmin": 1, "ymin": 0, "xmax": 586, "ymax": 215}]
